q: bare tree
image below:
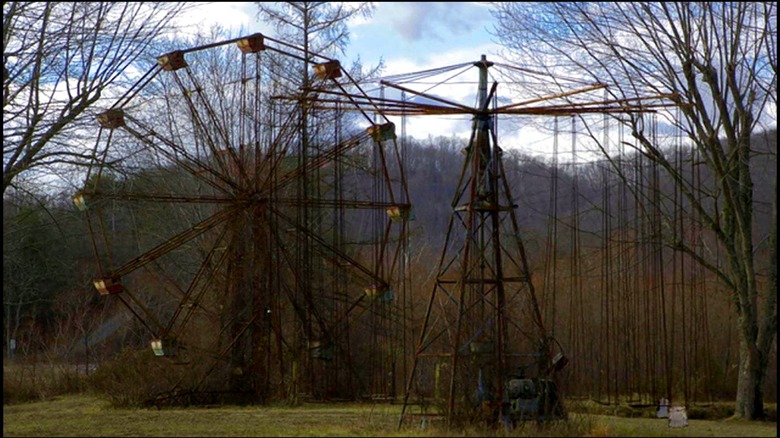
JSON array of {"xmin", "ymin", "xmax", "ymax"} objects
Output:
[
  {"xmin": 255, "ymin": 2, "xmax": 375, "ymax": 74},
  {"xmin": 490, "ymin": 2, "xmax": 776, "ymax": 420},
  {"xmin": 253, "ymin": 1, "xmax": 380, "ymax": 159},
  {"xmin": 253, "ymin": 2, "xmax": 379, "ymax": 128},
  {"xmin": 2, "ymin": 2, "xmax": 190, "ymax": 196}
]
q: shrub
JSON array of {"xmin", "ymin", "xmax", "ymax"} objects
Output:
[
  {"xmin": 86, "ymin": 346, "xmax": 227, "ymax": 408},
  {"xmin": 764, "ymin": 404, "xmax": 776, "ymax": 422},
  {"xmin": 87, "ymin": 347, "xmax": 187, "ymax": 407},
  {"xmin": 3, "ymin": 361, "xmax": 87, "ymax": 404}
]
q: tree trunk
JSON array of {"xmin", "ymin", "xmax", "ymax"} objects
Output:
[
  {"xmin": 740, "ymin": 174, "xmax": 778, "ymax": 420},
  {"xmin": 735, "ymin": 333, "xmax": 767, "ymax": 420}
]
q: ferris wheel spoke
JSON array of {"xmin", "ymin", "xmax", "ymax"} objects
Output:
[
  {"xmin": 273, "ymin": 197, "xmax": 407, "ymax": 211},
  {"xmin": 122, "ymin": 116, "xmax": 240, "ymax": 194},
  {"xmin": 170, "ymin": 70, "xmax": 253, "ymax": 186},
  {"xmin": 268, "ymin": 226, "xmax": 339, "ymax": 339},
  {"xmin": 271, "ymin": 206, "xmax": 387, "ymax": 288},
  {"xmin": 268, "ymin": 130, "xmax": 371, "ymax": 194},
  {"xmin": 106, "ymin": 205, "xmax": 238, "ymax": 280},
  {"xmin": 84, "ymin": 191, "xmax": 235, "ymax": 204},
  {"xmin": 113, "ymin": 286, "xmax": 167, "ymax": 337},
  {"xmin": 165, "ymin": 225, "xmax": 232, "ymax": 338},
  {"xmin": 269, "ymin": 224, "xmax": 384, "ymax": 385},
  {"xmin": 269, "ymin": 205, "xmax": 394, "ymax": 339}
]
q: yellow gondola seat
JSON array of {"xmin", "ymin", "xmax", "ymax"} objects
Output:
[
  {"xmin": 237, "ymin": 33, "xmax": 265, "ymax": 53},
  {"xmin": 313, "ymin": 60, "xmax": 342, "ymax": 80}
]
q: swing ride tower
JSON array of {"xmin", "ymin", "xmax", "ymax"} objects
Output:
[
  {"xmin": 392, "ymin": 55, "xmax": 675, "ymax": 428},
  {"xmin": 396, "ymin": 55, "xmax": 561, "ymax": 427}
]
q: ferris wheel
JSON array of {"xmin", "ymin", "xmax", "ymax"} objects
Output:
[{"xmin": 76, "ymin": 32, "xmax": 412, "ymax": 403}]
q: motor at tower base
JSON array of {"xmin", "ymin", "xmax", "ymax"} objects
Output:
[
  {"xmin": 469, "ymin": 341, "xmax": 568, "ymax": 428},
  {"xmin": 501, "ymin": 351, "xmax": 568, "ymax": 427}
]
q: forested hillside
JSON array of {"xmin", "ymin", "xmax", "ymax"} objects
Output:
[{"xmin": 402, "ymin": 129, "xmax": 776, "ymax": 259}]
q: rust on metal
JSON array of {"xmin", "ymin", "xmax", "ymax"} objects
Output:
[
  {"xmin": 97, "ymin": 108, "xmax": 125, "ymax": 129},
  {"xmin": 157, "ymin": 50, "xmax": 188, "ymax": 71},
  {"xmin": 313, "ymin": 60, "xmax": 342, "ymax": 79},
  {"xmin": 237, "ymin": 33, "xmax": 265, "ymax": 53}
]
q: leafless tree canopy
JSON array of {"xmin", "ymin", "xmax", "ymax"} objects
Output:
[
  {"xmin": 490, "ymin": 1, "xmax": 777, "ymax": 420},
  {"xmin": 256, "ymin": 2, "xmax": 374, "ymax": 57},
  {"xmin": 3, "ymin": 2, "xmax": 189, "ymax": 196}
]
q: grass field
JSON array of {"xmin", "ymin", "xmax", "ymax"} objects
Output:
[{"xmin": 3, "ymin": 395, "xmax": 777, "ymax": 437}]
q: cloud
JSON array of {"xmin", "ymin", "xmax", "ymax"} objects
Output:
[
  {"xmin": 383, "ymin": 42, "xmax": 501, "ymax": 76},
  {"xmin": 173, "ymin": 2, "xmax": 258, "ymax": 36},
  {"xmin": 386, "ymin": 2, "xmax": 490, "ymax": 42}
]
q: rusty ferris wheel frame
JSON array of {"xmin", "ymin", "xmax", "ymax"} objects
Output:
[{"xmin": 77, "ymin": 32, "xmax": 413, "ymax": 403}]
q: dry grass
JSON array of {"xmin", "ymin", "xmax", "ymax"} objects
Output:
[
  {"xmin": 3, "ymin": 395, "xmax": 777, "ymax": 437},
  {"xmin": 3, "ymin": 363, "xmax": 88, "ymax": 405}
]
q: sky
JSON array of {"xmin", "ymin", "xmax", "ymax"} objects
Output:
[
  {"xmin": 168, "ymin": 2, "xmax": 632, "ymax": 161},
  {"xmin": 179, "ymin": 2, "xmax": 500, "ymax": 75},
  {"xmin": 172, "ymin": 2, "xmax": 569, "ymax": 157}
]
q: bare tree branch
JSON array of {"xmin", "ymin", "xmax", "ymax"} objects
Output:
[{"xmin": 3, "ymin": 2, "xmax": 190, "ymax": 196}]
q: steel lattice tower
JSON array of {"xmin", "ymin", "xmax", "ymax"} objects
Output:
[
  {"xmin": 393, "ymin": 55, "xmax": 674, "ymax": 427},
  {"xmin": 397, "ymin": 55, "xmax": 553, "ymax": 426}
]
